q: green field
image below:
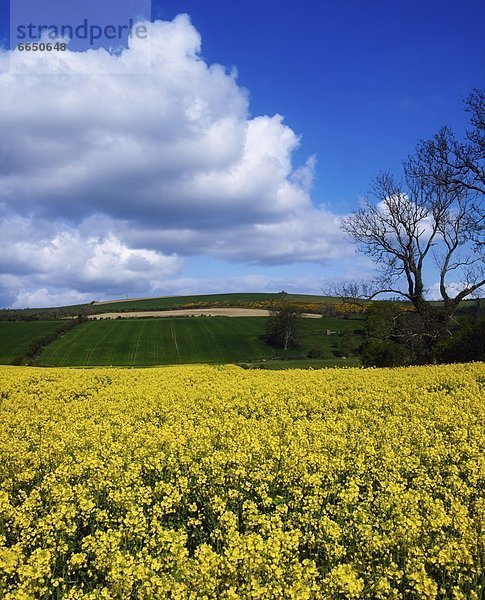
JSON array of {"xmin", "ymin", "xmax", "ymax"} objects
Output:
[
  {"xmin": 34, "ymin": 316, "xmax": 363, "ymax": 366},
  {"xmin": 0, "ymin": 321, "xmax": 63, "ymax": 364}
]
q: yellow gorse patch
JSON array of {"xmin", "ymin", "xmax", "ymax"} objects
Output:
[{"xmin": 0, "ymin": 363, "xmax": 483, "ymax": 599}]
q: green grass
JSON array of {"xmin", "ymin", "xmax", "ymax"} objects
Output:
[
  {"xmin": 0, "ymin": 321, "xmax": 63, "ymax": 364},
  {"xmin": 34, "ymin": 316, "xmax": 363, "ymax": 367}
]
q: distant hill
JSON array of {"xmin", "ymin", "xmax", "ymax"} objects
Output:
[
  {"xmin": 86, "ymin": 292, "xmax": 341, "ymax": 314},
  {"xmin": 0, "ymin": 292, "xmax": 341, "ymax": 320},
  {"xmin": 0, "ymin": 291, "xmax": 476, "ymax": 322}
]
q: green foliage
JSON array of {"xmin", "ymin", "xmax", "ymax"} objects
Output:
[
  {"xmin": 437, "ymin": 317, "xmax": 485, "ymax": 363},
  {"xmin": 363, "ymin": 301, "xmax": 451, "ymax": 365},
  {"xmin": 335, "ymin": 329, "xmax": 356, "ymax": 358},
  {"xmin": 362, "ymin": 302, "xmax": 408, "ymax": 366},
  {"xmin": 10, "ymin": 356, "xmax": 25, "ymax": 366},
  {"xmin": 362, "ymin": 339, "xmax": 410, "ymax": 367},
  {"xmin": 363, "ymin": 302, "xmax": 417, "ymax": 366},
  {"xmin": 0, "ymin": 307, "xmax": 88, "ymax": 321},
  {"xmin": 320, "ymin": 303, "xmax": 338, "ymax": 317},
  {"xmin": 363, "ymin": 299, "xmax": 485, "ymax": 366},
  {"xmin": 363, "ymin": 302, "xmax": 398, "ymax": 339},
  {"xmin": 0, "ymin": 293, "xmax": 336, "ymax": 321},
  {"xmin": 15, "ymin": 316, "xmax": 86, "ymax": 365},
  {"xmin": 307, "ymin": 345, "xmax": 322, "ymax": 359},
  {"xmin": 86, "ymin": 293, "xmax": 336, "ymax": 315}
]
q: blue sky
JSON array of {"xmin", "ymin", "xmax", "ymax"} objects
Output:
[
  {"xmin": 154, "ymin": 0, "xmax": 484, "ymax": 209},
  {"xmin": 0, "ymin": 0, "xmax": 483, "ymax": 307}
]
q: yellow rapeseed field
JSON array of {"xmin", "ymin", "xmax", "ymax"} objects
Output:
[{"xmin": 0, "ymin": 363, "xmax": 483, "ymax": 599}]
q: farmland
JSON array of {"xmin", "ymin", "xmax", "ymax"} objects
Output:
[
  {"xmin": 0, "ymin": 292, "xmax": 474, "ymax": 322},
  {"xmin": 0, "ymin": 293, "xmax": 340, "ymax": 321},
  {"xmin": 87, "ymin": 292, "xmax": 339, "ymax": 314},
  {"xmin": 33, "ymin": 316, "xmax": 362, "ymax": 367},
  {"xmin": 0, "ymin": 321, "xmax": 63, "ymax": 364},
  {"xmin": 0, "ymin": 362, "xmax": 483, "ymax": 598}
]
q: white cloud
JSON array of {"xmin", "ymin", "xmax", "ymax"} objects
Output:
[
  {"xmin": 0, "ymin": 216, "xmax": 183, "ymax": 305},
  {"xmin": 11, "ymin": 289, "xmax": 94, "ymax": 310},
  {"xmin": 426, "ymin": 281, "xmax": 484, "ymax": 301},
  {"xmin": 0, "ymin": 14, "xmax": 352, "ymax": 307}
]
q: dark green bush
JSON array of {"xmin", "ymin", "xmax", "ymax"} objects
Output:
[
  {"xmin": 307, "ymin": 346, "xmax": 322, "ymax": 359},
  {"xmin": 362, "ymin": 340, "xmax": 409, "ymax": 367},
  {"xmin": 436, "ymin": 318, "xmax": 485, "ymax": 363}
]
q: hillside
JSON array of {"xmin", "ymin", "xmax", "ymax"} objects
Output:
[
  {"xmin": 87, "ymin": 292, "xmax": 341, "ymax": 314},
  {"xmin": 33, "ymin": 316, "xmax": 363, "ymax": 367},
  {"xmin": 0, "ymin": 293, "xmax": 366, "ymax": 368},
  {"xmin": 0, "ymin": 321, "xmax": 63, "ymax": 364},
  {"xmin": 0, "ymin": 293, "xmax": 342, "ymax": 321},
  {"xmin": 2, "ymin": 291, "xmax": 479, "ymax": 368}
]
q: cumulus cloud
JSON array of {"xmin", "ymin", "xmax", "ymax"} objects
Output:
[
  {"xmin": 0, "ymin": 215, "xmax": 183, "ymax": 307},
  {"xmin": 0, "ymin": 15, "xmax": 352, "ymax": 307}
]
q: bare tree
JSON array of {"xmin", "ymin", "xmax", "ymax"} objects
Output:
[
  {"xmin": 340, "ymin": 90, "xmax": 484, "ymax": 347},
  {"xmin": 325, "ymin": 280, "xmax": 376, "ymax": 307},
  {"xmin": 408, "ymin": 88, "xmax": 484, "ymax": 198}
]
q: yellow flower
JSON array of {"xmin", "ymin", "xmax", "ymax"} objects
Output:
[{"xmin": 0, "ymin": 362, "xmax": 483, "ymax": 597}]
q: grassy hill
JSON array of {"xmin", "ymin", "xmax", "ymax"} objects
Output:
[
  {"xmin": 1, "ymin": 292, "xmax": 477, "ymax": 323},
  {"xmin": 0, "ymin": 293, "xmax": 342, "ymax": 321},
  {"xmin": 33, "ymin": 316, "xmax": 363, "ymax": 367},
  {"xmin": 0, "ymin": 321, "xmax": 63, "ymax": 364},
  {"xmin": 87, "ymin": 292, "xmax": 339, "ymax": 314}
]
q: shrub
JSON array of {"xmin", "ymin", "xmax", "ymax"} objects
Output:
[
  {"xmin": 307, "ymin": 346, "xmax": 322, "ymax": 359},
  {"xmin": 362, "ymin": 339, "xmax": 409, "ymax": 367},
  {"xmin": 437, "ymin": 318, "xmax": 485, "ymax": 363}
]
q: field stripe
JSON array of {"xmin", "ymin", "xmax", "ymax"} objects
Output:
[
  {"xmin": 199, "ymin": 319, "xmax": 225, "ymax": 362},
  {"xmin": 83, "ymin": 322, "xmax": 118, "ymax": 365},
  {"xmin": 38, "ymin": 323, "xmax": 87, "ymax": 366},
  {"xmin": 130, "ymin": 320, "xmax": 146, "ymax": 365},
  {"xmin": 170, "ymin": 321, "xmax": 181, "ymax": 362}
]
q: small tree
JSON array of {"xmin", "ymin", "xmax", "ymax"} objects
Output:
[
  {"xmin": 335, "ymin": 329, "xmax": 355, "ymax": 358},
  {"xmin": 265, "ymin": 292, "xmax": 303, "ymax": 351}
]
